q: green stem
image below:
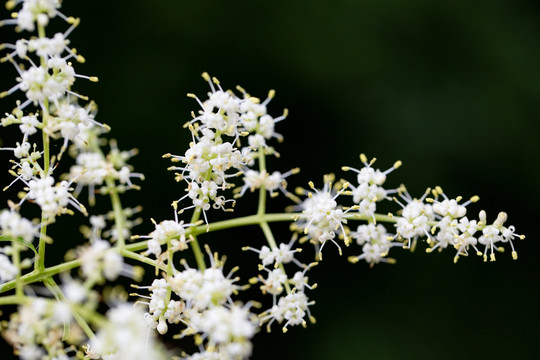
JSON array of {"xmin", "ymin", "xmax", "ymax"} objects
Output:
[
  {"xmin": 1, "ymin": 259, "xmax": 81, "ymax": 293},
  {"xmin": 36, "ymin": 22, "xmax": 50, "ymax": 272},
  {"xmin": 189, "ymin": 207, "xmax": 206, "ymax": 270},
  {"xmin": 0, "ymin": 211, "xmax": 400, "ymax": 292},
  {"xmin": 260, "ymin": 221, "xmax": 291, "ymax": 293},
  {"xmin": 75, "ymin": 304, "xmax": 107, "ymax": 328},
  {"xmin": 12, "ymin": 241, "xmax": 22, "ymax": 297},
  {"xmin": 255, "ymin": 148, "xmax": 291, "ymax": 292},
  {"xmin": 257, "ymin": 149, "xmax": 267, "ymax": 216},
  {"xmin": 121, "ymin": 249, "xmax": 167, "ymax": 272},
  {"xmin": 36, "ymin": 223, "xmax": 48, "ymax": 271},
  {"xmin": 0, "ymin": 294, "xmax": 28, "ymax": 306},
  {"xmin": 0, "ymin": 293, "xmax": 105, "ymax": 337},
  {"xmin": 163, "ymin": 239, "xmax": 174, "ymax": 314},
  {"xmin": 89, "ymin": 135, "xmax": 127, "ymax": 249},
  {"xmin": 43, "ymin": 278, "xmax": 96, "ymax": 339},
  {"xmin": 107, "ymin": 179, "xmax": 126, "ymax": 248},
  {"xmin": 166, "ymin": 239, "xmax": 174, "ymax": 276},
  {"xmin": 125, "ymin": 211, "xmax": 397, "ymax": 253},
  {"xmin": 200, "ymin": 213, "xmax": 297, "ymax": 234},
  {"xmin": 72, "ymin": 305, "xmax": 97, "ymax": 339}
]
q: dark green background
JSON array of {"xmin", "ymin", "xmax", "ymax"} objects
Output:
[{"xmin": 1, "ymin": 0, "xmax": 539, "ymax": 359}]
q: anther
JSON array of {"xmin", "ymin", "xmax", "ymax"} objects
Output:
[{"xmin": 5, "ymin": 1, "xmax": 16, "ymax": 10}]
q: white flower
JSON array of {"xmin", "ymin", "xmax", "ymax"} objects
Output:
[
  {"xmin": 51, "ymin": 301, "xmax": 72, "ymax": 325},
  {"xmin": 192, "ymin": 304, "xmax": 257, "ymax": 355},
  {"xmin": 26, "ymin": 175, "xmax": 85, "ymax": 218},
  {"xmin": 360, "ymin": 243, "xmax": 386, "ymax": 264},
  {"xmin": 14, "ymin": 142, "xmax": 31, "ymax": 158},
  {"xmin": 17, "ymin": 0, "xmax": 61, "ymax": 31},
  {"xmin": 433, "ymin": 199, "xmax": 466, "ymax": 218},
  {"xmin": 90, "ymin": 304, "xmax": 166, "ymax": 360},
  {"xmin": 248, "ymin": 134, "xmax": 266, "ymax": 149},
  {"xmin": 143, "ymin": 218, "xmax": 189, "ymax": 257},
  {"xmin": 260, "ymin": 291, "xmax": 315, "ymax": 333},
  {"xmin": 170, "ymin": 264, "xmax": 238, "ymax": 309},
  {"xmin": 395, "ymin": 198, "xmax": 434, "ymax": 248},
  {"xmin": 0, "ymin": 253, "xmax": 18, "ymax": 283},
  {"xmin": 296, "ymin": 177, "xmax": 352, "ymax": 255},
  {"xmin": 138, "ymin": 278, "xmax": 171, "ymax": 333},
  {"xmin": 349, "ymin": 223, "xmax": 399, "ymax": 265},
  {"xmin": 243, "ymin": 236, "xmax": 302, "ymax": 269},
  {"xmin": 19, "ymin": 114, "xmax": 40, "ymax": 137},
  {"xmin": 70, "ymin": 152, "xmax": 109, "ymax": 185},
  {"xmin": 0, "ymin": 209, "xmax": 38, "ymax": 243},
  {"xmin": 18, "ymin": 345, "xmax": 45, "ymax": 360},
  {"xmin": 62, "ymin": 279, "xmax": 88, "ymax": 303},
  {"xmin": 260, "ymin": 268, "xmax": 287, "ymax": 296},
  {"xmin": 28, "ymin": 33, "xmax": 66, "ymax": 58},
  {"xmin": 289, "ymin": 264, "xmax": 317, "ymax": 292},
  {"xmin": 103, "ymin": 251, "xmax": 123, "ymax": 281},
  {"xmin": 457, "ymin": 217, "xmax": 479, "ymax": 236},
  {"xmin": 240, "ymin": 170, "xmax": 266, "ymax": 194},
  {"xmin": 351, "ymin": 223, "xmax": 388, "ymax": 246},
  {"xmin": 19, "ymin": 66, "xmax": 47, "ymax": 102}
]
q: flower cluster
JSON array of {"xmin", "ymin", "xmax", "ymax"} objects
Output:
[
  {"xmin": 0, "ymin": 209, "xmax": 38, "ymax": 244},
  {"xmin": 165, "ymin": 73, "xmax": 289, "ymax": 220},
  {"xmin": 340, "ymin": 160, "xmax": 525, "ymax": 265},
  {"xmin": 426, "ymin": 189, "xmax": 524, "ymax": 262},
  {"xmin": 2, "ymin": 298, "xmax": 84, "ymax": 360},
  {"xmin": 140, "ymin": 216, "xmax": 191, "ymax": 260},
  {"xmin": 132, "ymin": 249, "xmax": 258, "ymax": 359},
  {"xmin": 293, "ymin": 174, "xmax": 354, "ymax": 256},
  {"xmin": 242, "ymin": 235, "xmax": 317, "ymax": 333},
  {"xmin": 343, "ymin": 154, "xmax": 401, "ymax": 221},
  {"xmin": 1, "ymin": 0, "xmax": 95, "ymax": 220},
  {"xmin": 88, "ymin": 304, "xmax": 166, "ymax": 360},
  {"xmin": 1, "ymin": 2, "xmax": 145, "ymax": 359}
]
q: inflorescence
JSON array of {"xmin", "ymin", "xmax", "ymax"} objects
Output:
[{"xmin": 0, "ymin": 1, "xmax": 525, "ymax": 360}]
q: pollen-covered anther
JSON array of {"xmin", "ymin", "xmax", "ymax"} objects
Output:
[
  {"xmin": 201, "ymin": 72, "xmax": 211, "ymax": 81},
  {"xmin": 5, "ymin": 1, "xmax": 16, "ymax": 10}
]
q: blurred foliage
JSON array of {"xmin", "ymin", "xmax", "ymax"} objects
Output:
[{"xmin": 1, "ymin": 0, "xmax": 539, "ymax": 359}]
